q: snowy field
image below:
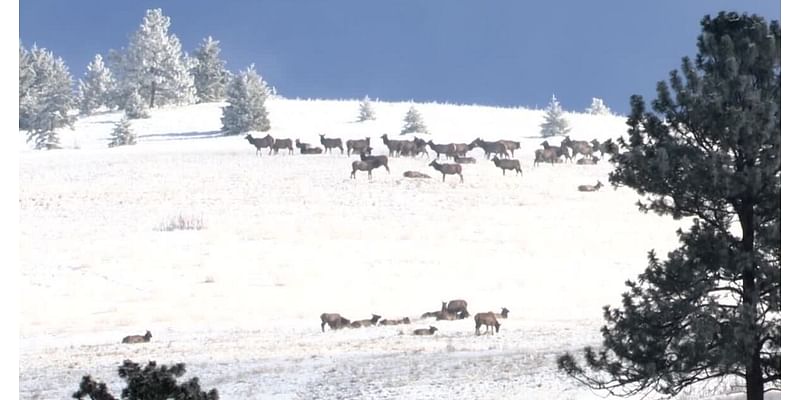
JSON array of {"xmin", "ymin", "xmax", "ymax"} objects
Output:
[{"xmin": 19, "ymin": 99, "xmax": 765, "ymax": 399}]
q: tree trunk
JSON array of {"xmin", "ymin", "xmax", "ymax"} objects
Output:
[
  {"xmin": 740, "ymin": 204, "xmax": 764, "ymax": 400},
  {"xmin": 149, "ymin": 81, "xmax": 156, "ymax": 109}
]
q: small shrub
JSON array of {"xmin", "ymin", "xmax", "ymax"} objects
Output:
[{"xmin": 156, "ymin": 213, "xmax": 206, "ymax": 231}]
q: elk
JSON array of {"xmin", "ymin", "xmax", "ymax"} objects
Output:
[
  {"xmin": 498, "ymin": 140, "xmax": 521, "ymax": 157},
  {"xmin": 453, "ymin": 156, "xmax": 476, "ymax": 164},
  {"xmin": 474, "ymin": 312, "xmax": 501, "ymax": 335},
  {"xmin": 122, "ymin": 330, "xmax": 152, "ymax": 344},
  {"xmin": 578, "ymin": 180, "xmax": 604, "ymax": 192},
  {"xmin": 598, "ymin": 138, "xmax": 620, "ymax": 159},
  {"xmin": 447, "ymin": 143, "xmax": 471, "ymax": 158},
  {"xmin": 562, "ymin": 136, "xmax": 595, "ymax": 160},
  {"xmin": 350, "ymin": 314, "xmax": 382, "ymax": 328},
  {"xmin": 540, "ymin": 140, "xmax": 568, "ymax": 162},
  {"xmin": 319, "ymin": 134, "xmax": 344, "ymax": 154},
  {"xmin": 360, "ymin": 148, "xmax": 390, "ymax": 173},
  {"xmin": 380, "ymin": 317, "xmax": 411, "ymax": 326},
  {"xmin": 380, "ymin": 134, "xmax": 404, "ymax": 157},
  {"xmin": 446, "ymin": 299, "xmax": 470, "ymax": 317},
  {"xmin": 244, "ymin": 134, "xmax": 273, "ymax": 156},
  {"xmin": 469, "ymin": 138, "xmax": 509, "ymax": 159},
  {"xmin": 497, "ymin": 307, "xmax": 510, "ymax": 319},
  {"xmin": 429, "ymin": 160, "xmax": 464, "ymax": 183},
  {"xmin": 403, "ymin": 171, "xmax": 431, "ymax": 178},
  {"xmin": 320, "ymin": 313, "xmax": 351, "ymax": 332},
  {"xmin": 421, "ymin": 302, "xmax": 449, "ymax": 319},
  {"xmin": 427, "ymin": 140, "xmax": 453, "ymax": 159},
  {"xmin": 534, "ymin": 148, "xmax": 559, "ymax": 166},
  {"xmin": 491, "ymin": 156, "xmax": 523, "ymax": 176},
  {"xmin": 296, "ymin": 139, "xmax": 323, "ymax": 154},
  {"xmin": 576, "ymin": 155, "xmax": 600, "ymax": 165},
  {"xmin": 351, "ymin": 159, "xmax": 383, "ymax": 180},
  {"xmin": 413, "ymin": 326, "xmax": 439, "ymax": 336},
  {"xmin": 346, "ymin": 137, "xmax": 371, "ymax": 156},
  {"xmin": 270, "ymin": 138, "xmax": 294, "ymax": 155}
]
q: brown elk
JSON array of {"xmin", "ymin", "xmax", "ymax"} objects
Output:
[
  {"xmin": 429, "ymin": 160, "xmax": 464, "ymax": 183},
  {"xmin": 320, "ymin": 313, "xmax": 351, "ymax": 332},
  {"xmin": 319, "ymin": 134, "xmax": 344, "ymax": 154},
  {"xmin": 498, "ymin": 140, "xmax": 521, "ymax": 157},
  {"xmin": 351, "ymin": 159, "xmax": 383, "ymax": 180},
  {"xmin": 576, "ymin": 155, "xmax": 600, "ymax": 165},
  {"xmin": 446, "ymin": 299, "xmax": 470, "ymax": 317},
  {"xmin": 578, "ymin": 180, "xmax": 604, "ymax": 192},
  {"xmin": 350, "ymin": 314, "xmax": 382, "ymax": 328},
  {"xmin": 380, "ymin": 317, "xmax": 411, "ymax": 326},
  {"xmin": 474, "ymin": 312, "xmax": 501, "ymax": 335},
  {"xmin": 380, "ymin": 134, "xmax": 404, "ymax": 157},
  {"xmin": 497, "ymin": 307, "xmax": 510, "ymax": 319},
  {"xmin": 413, "ymin": 326, "xmax": 439, "ymax": 336},
  {"xmin": 122, "ymin": 330, "xmax": 152, "ymax": 344},
  {"xmin": 346, "ymin": 137, "xmax": 371, "ymax": 156},
  {"xmin": 470, "ymin": 138, "xmax": 509, "ymax": 159},
  {"xmin": 453, "ymin": 156, "xmax": 476, "ymax": 164},
  {"xmin": 491, "ymin": 156, "xmax": 523, "ymax": 176},
  {"xmin": 270, "ymin": 138, "xmax": 294, "ymax": 155},
  {"xmin": 403, "ymin": 171, "xmax": 431, "ymax": 178},
  {"xmin": 244, "ymin": 134, "xmax": 273, "ymax": 156},
  {"xmin": 427, "ymin": 140, "xmax": 454, "ymax": 159},
  {"xmin": 562, "ymin": 136, "xmax": 595, "ymax": 160},
  {"xmin": 534, "ymin": 148, "xmax": 560, "ymax": 166},
  {"xmin": 360, "ymin": 148, "xmax": 390, "ymax": 173}
]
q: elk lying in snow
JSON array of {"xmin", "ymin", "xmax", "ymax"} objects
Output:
[
  {"xmin": 403, "ymin": 171, "xmax": 431, "ymax": 179},
  {"xmin": 421, "ymin": 302, "xmax": 448, "ymax": 319},
  {"xmin": 296, "ymin": 139, "xmax": 323, "ymax": 154},
  {"xmin": 474, "ymin": 312, "xmax": 501, "ymax": 335},
  {"xmin": 470, "ymin": 138, "xmax": 509, "ymax": 159},
  {"xmin": 491, "ymin": 156, "xmax": 523, "ymax": 176},
  {"xmin": 319, "ymin": 134, "xmax": 344, "ymax": 154},
  {"xmin": 360, "ymin": 148, "xmax": 390, "ymax": 173},
  {"xmin": 270, "ymin": 138, "xmax": 294, "ymax": 155},
  {"xmin": 244, "ymin": 134, "xmax": 273, "ymax": 156},
  {"xmin": 576, "ymin": 155, "xmax": 600, "ymax": 165},
  {"xmin": 436, "ymin": 310, "xmax": 468, "ymax": 321},
  {"xmin": 453, "ymin": 156, "xmax": 476, "ymax": 164},
  {"xmin": 122, "ymin": 330, "xmax": 152, "ymax": 344},
  {"xmin": 351, "ymin": 159, "xmax": 383, "ymax": 180},
  {"xmin": 413, "ymin": 326, "xmax": 439, "ymax": 336},
  {"xmin": 380, "ymin": 317, "xmax": 411, "ymax": 326},
  {"xmin": 446, "ymin": 299, "xmax": 470, "ymax": 317},
  {"xmin": 346, "ymin": 137, "xmax": 371, "ymax": 156},
  {"xmin": 320, "ymin": 313, "xmax": 351, "ymax": 332},
  {"xmin": 429, "ymin": 160, "xmax": 464, "ymax": 183},
  {"xmin": 350, "ymin": 314, "xmax": 382, "ymax": 328},
  {"xmin": 578, "ymin": 180, "xmax": 604, "ymax": 192}
]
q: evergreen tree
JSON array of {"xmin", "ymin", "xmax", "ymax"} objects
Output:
[
  {"xmin": 586, "ymin": 97, "xmax": 612, "ymax": 115},
  {"xmin": 221, "ymin": 64, "xmax": 272, "ymax": 135},
  {"xmin": 539, "ymin": 94, "xmax": 570, "ymax": 137},
  {"xmin": 73, "ymin": 360, "xmax": 218, "ymax": 400},
  {"xmin": 111, "ymin": 8, "xmax": 196, "ymax": 108},
  {"xmin": 400, "ymin": 105, "xmax": 428, "ymax": 135},
  {"xmin": 78, "ymin": 54, "xmax": 116, "ymax": 115},
  {"xmin": 108, "ymin": 116, "xmax": 136, "ymax": 147},
  {"xmin": 19, "ymin": 42, "xmax": 37, "ymax": 131},
  {"xmin": 357, "ymin": 95, "xmax": 376, "ymax": 122},
  {"xmin": 191, "ymin": 36, "xmax": 231, "ymax": 103},
  {"xmin": 557, "ymin": 12, "xmax": 780, "ymax": 400},
  {"xmin": 22, "ymin": 45, "xmax": 76, "ymax": 150},
  {"xmin": 123, "ymin": 88, "xmax": 150, "ymax": 119}
]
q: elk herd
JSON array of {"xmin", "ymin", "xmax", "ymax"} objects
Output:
[
  {"xmin": 321, "ymin": 299, "xmax": 510, "ymax": 337},
  {"xmin": 245, "ymin": 132, "xmax": 617, "ymax": 189}
]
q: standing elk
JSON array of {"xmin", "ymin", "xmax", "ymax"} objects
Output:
[
  {"xmin": 498, "ymin": 140, "xmax": 521, "ymax": 157},
  {"xmin": 244, "ymin": 134, "xmax": 273, "ymax": 156},
  {"xmin": 491, "ymin": 156, "xmax": 523, "ymax": 176},
  {"xmin": 270, "ymin": 138, "xmax": 294, "ymax": 155},
  {"xmin": 351, "ymin": 159, "xmax": 383, "ymax": 180},
  {"xmin": 428, "ymin": 160, "xmax": 464, "ymax": 183},
  {"xmin": 321, "ymin": 313, "xmax": 351, "ymax": 332},
  {"xmin": 427, "ymin": 140, "xmax": 453, "ymax": 159},
  {"xmin": 346, "ymin": 137, "xmax": 371, "ymax": 156},
  {"xmin": 360, "ymin": 148, "xmax": 390, "ymax": 173},
  {"xmin": 470, "ymin": 138, "xmax": 509, "ymax": 159},
  {"xmin": 319, "ymin": 134, "xmax": 344, "ymax": 154},
  {"xmin": 380, "ymin": 134, "xmax": 404, "ymax": 157}
]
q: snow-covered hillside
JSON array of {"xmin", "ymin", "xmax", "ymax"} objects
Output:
[{"xmin": 19, "ymin": 99, "xmax": 758, "ymax": 399}]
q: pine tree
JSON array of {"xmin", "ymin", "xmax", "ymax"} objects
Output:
[
  {"xmin": 78, "ymin": 54, "xmax": 116, "ymax": 115},
  {"xmin": 221, "ymin": 64, "xmax": 272, "ymax": 135},
  {"xmin": 108, "ymin": 116, "xmax": 136, "ymax": 147},
  {"xmin": 22, "ymin": 45, "xmax": 76, "ymax": 150},
  {"xmin": 191, "ymin": 36, "xmax": 231, "ymax": 103},
  {"xmin": 539, "ymin": 94, "xmax": 570, "ymax": 137},
  {"xmin": 19, "ymin": 42, "xmax": 37, "ymax": 131},
  {"xmin": 123, "ymin": 88, "xmax": 150, "ymax": 119},
  {"xmin": 73, "ymin": 360, "xmax": 218, "ymax": 400},
  {"xmin": 111, "ymin": 8, "xmax": 196, "ymax": 108},
  {"xmin": 400, "ymin": 105, "xmax": 428, "ymax": 135},
  {"xmin": 585, "ymin": 97, "xmax": 612, "ymax": 115},
  {"xmin": 557, "ymin": 12, "xmax": 780, "ymax": 400},
  {"xmin": 357, "ymin": 95, "xmax": 376, "ymax": 122}
]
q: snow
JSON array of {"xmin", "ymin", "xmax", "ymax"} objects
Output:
[{"xmin": 19, "ymin": 99, "xmax": 764, "ymax": 399}]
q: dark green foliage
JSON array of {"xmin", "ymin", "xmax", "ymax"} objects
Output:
[
  {"xmin": 557, "ymin": 12, "xmax": 779, "ymax": 400},
  {"xmin": 72, "ymin": 360, "xmax": 219, "ymax": 400}
]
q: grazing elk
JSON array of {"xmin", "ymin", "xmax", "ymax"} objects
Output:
[
  {"xmin": 446, "ymin": 299, "xmax": 470, "ymax": 317},
  {"xmin": 453, "ymin": 155, "xmax": 476, "ymax": 164},
  {"xmin": 320, "ymin": 313, "xmax": 351, "ymax": 332},
  {"xmin": 427, "ymin": 140, "xmax": 454, "ymax": 159},
  {"xmin": 122, "ymin": 330, "xmax": 152, "ymax": 344},
  {"xmin": 346, "ymin": 137, "xmax": 371, "ymax": 156},
  {"xmin": 319, "ymin": 134, "xmax": 344, "ymax": 154},
  {"xmin": 474, "ymin": 312, "xmax": 501, "ymax": 335},
  {"xmin": 563, "ymin": 136, "xmax": 595, "ymax": 160},
  {"xmin": 578, "ymin": 180, "xmax": 604, "ymax": 192},
  {"xmin": 350, "ymin": 314, "xmax": 382, "ymax": 328},
  {"xmin": 534, "ymin": 148, "xmax": 560, "ymax": 166},
  {"xmin": 429, "ymin": 160, "xmax": 464, "ymax": 183},
  {"xmin": 498, "ymin": 140, "xmax": 521, "ymax": 157},
  {"xmin": 360, "ymin": 148, "xmax": 390, "ymax": 173},
  {"xmin": 380, "ymin": 134, "xmax": 404, "ymax": 157},
  {"xmin": 351, "ymin": 159, "xmax": 383, "ymax": 180},
  {"xmin": 380, "ymin": 317, "xmax": 411, "ymax": 326},
  {"xmin": 491, "ymin": 156, "xmax": 523, "ymax": 176},
  {"xmin": 576, "ymin": 155, "xmax": 600, "ymax": 165},
  {"xmin": 413, "ymin": 326, "xmax": 439, "ymax": 336},
  {"xmin": 403, "ymin": 171, "xmax": 431, "ymax": 178},
  {"xmin": 270, "ymin": 138, "xmax": 294, "ymax": 155},
  {"xmin": 244, "ymin": 134, "xmax": 273, "ymax": 156},
  {"xmin": 470, "ymin": 138, "xmax": 509, "ymax": 159}
]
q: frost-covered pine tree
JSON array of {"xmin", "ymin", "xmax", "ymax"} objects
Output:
[
  {"xmin": 78, "ymin": 54, "xmax": 116, "ymax": 115},
  {"xmin": 108, "ymin": 116, "xmax": 136, "ymax": 147},
  {"xmin": 540, "ymin": 94, "xmax": 571, "ymax": 137},
  {"xmin": 221, "ymin": 64, "xmax": 272, "ymax": 135},
  {"xmin": 22, "ymin": 45, "xmax": 76, "ymax": 150},
  {"xmin": 111, "ymin": 8, "xmax": 196, "ymax": 108},
  {"xmin": 357, "ymin": 95, "xmax": 376, "ymax": 122},
  {"xmin": 123, "ymin": 88, "xmax": 150, "ymax": 119},
  {"xmin": 400, "ymin": 105, "xmax": 428, "ymax": 135},
  {"xmin": 191, "ymin": 36, "xmax": 231, "ymax": 103},
  {"xmin": 585, "ymin": 97, "xmax": 612, "ymax": 115},
  {"xmin": 19, "ymin": 42, "xmax": 37, "ymax": 131}
]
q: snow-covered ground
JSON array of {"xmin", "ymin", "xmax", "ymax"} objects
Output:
[{"xmin": 19, "ymin": 99, "xmax": 765, "ymax": 399}]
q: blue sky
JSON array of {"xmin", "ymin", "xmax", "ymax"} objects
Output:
[{"xmin": 19, "ymin": 0, "xmax": 780, "ymax": 113}]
